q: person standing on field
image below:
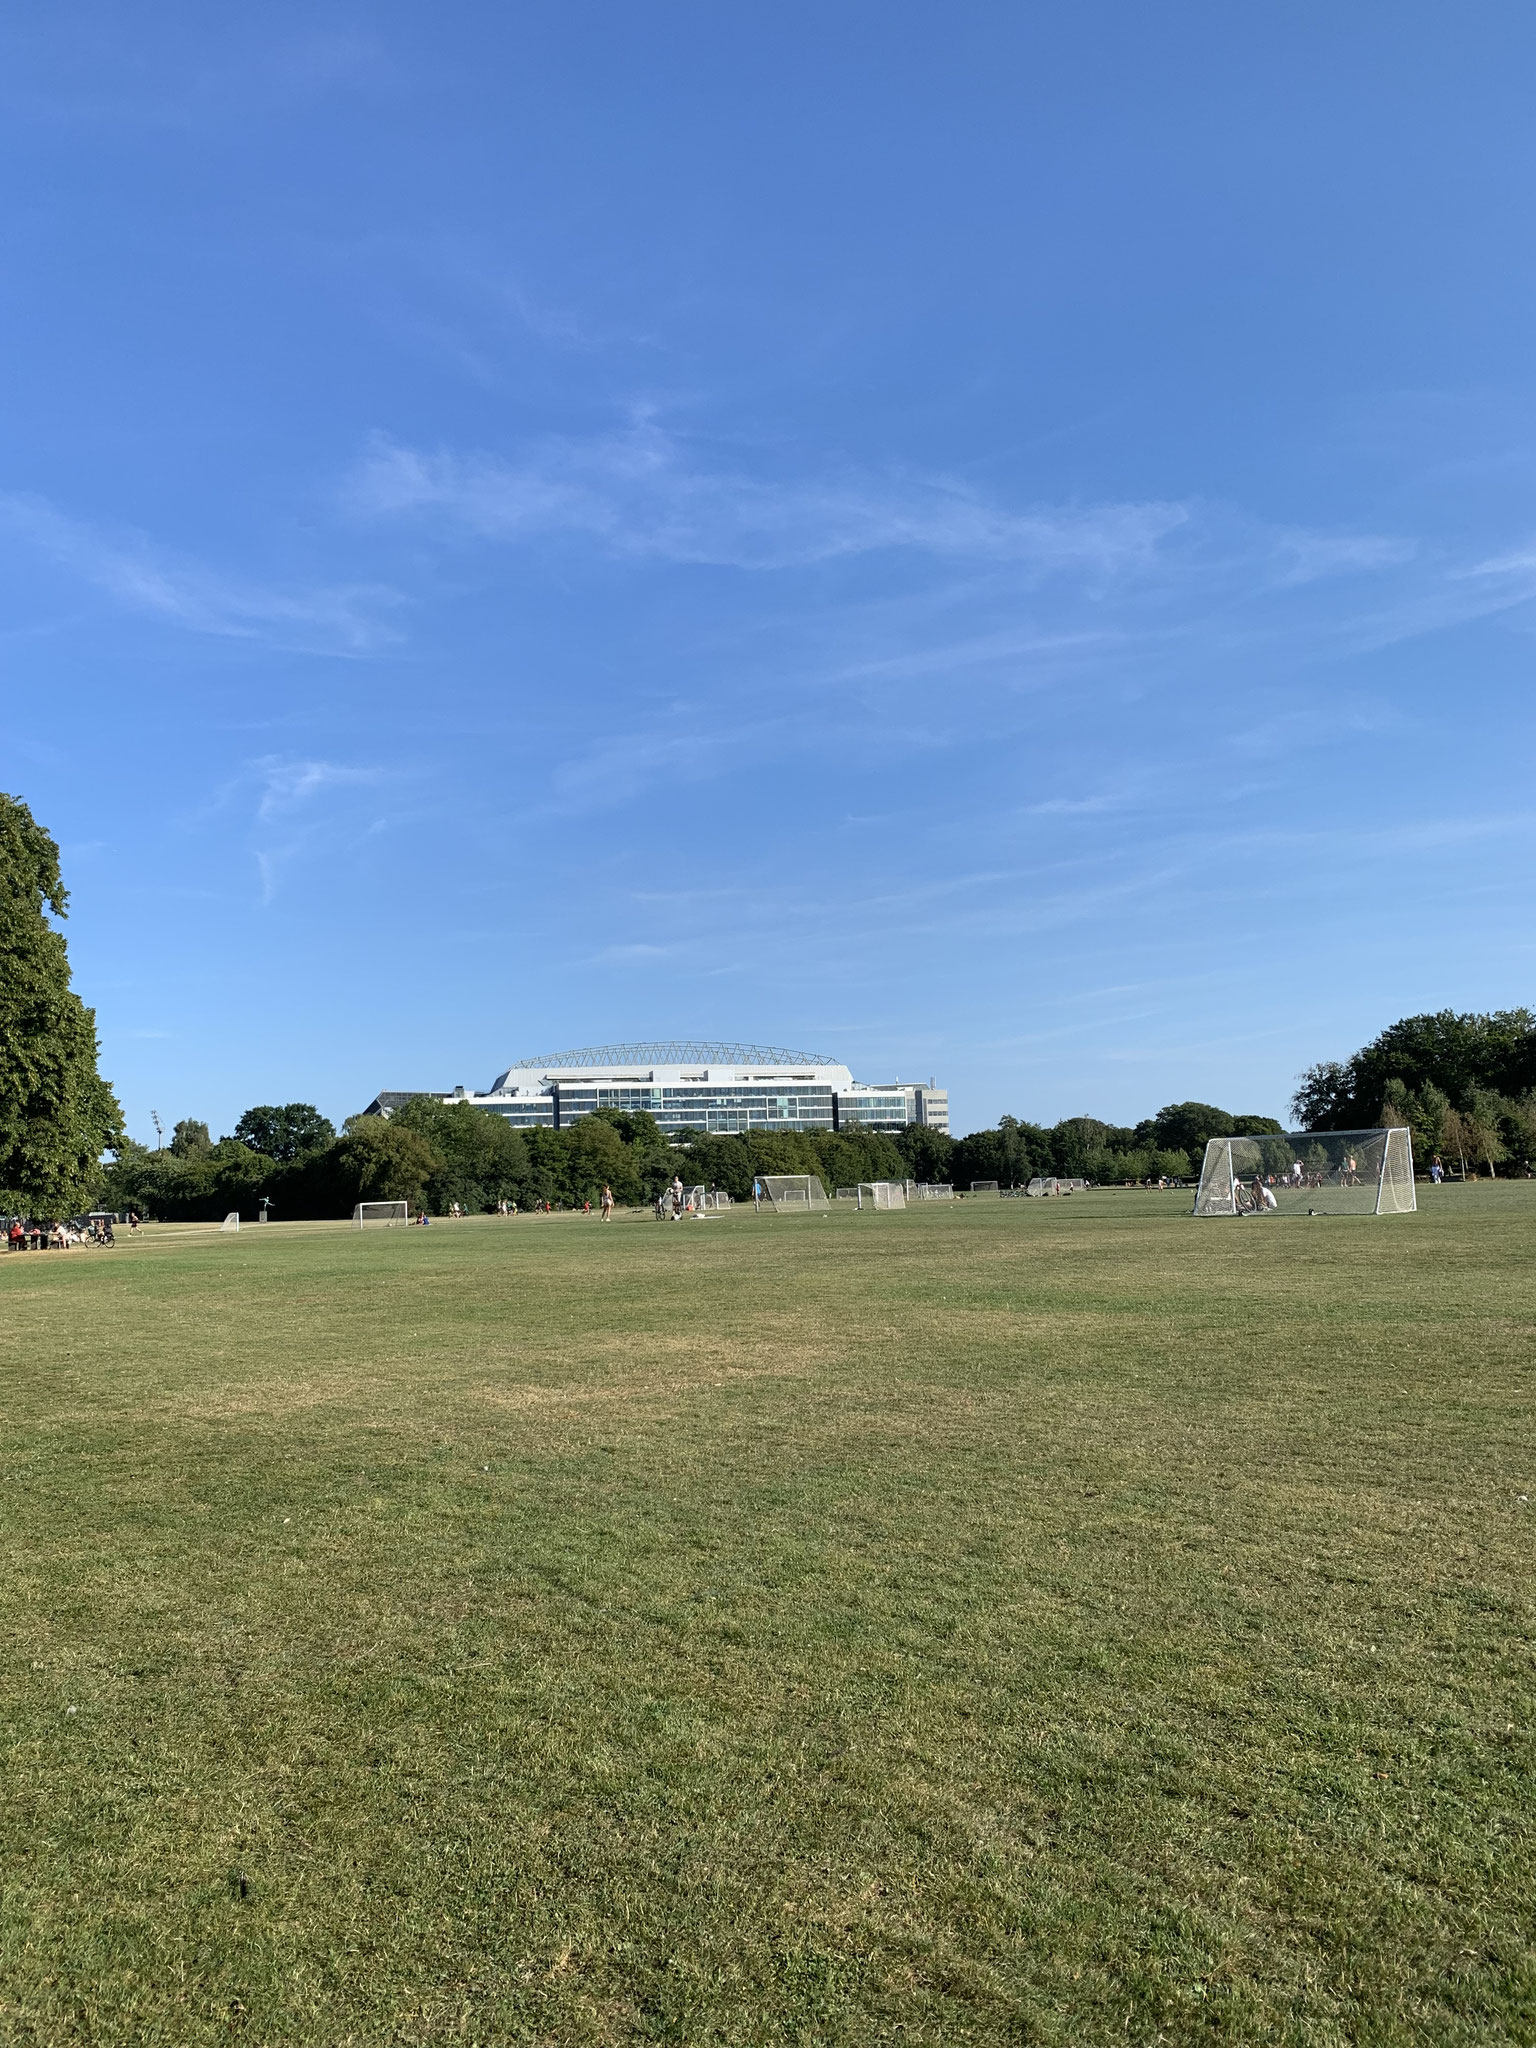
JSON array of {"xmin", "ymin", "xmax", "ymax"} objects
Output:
[
  {"xmin": 670, "ymin": 1173, "xmax": 685, "ymax": 1220},
  {"xmin": 600, "ymin": 1183, "xmax": 614, "ymax": 1221},
  {"xmin": 753, "ymin": 1177, "xmax": 762, "ymax": 1213}
]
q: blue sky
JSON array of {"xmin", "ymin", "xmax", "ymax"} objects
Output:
[{"xmin": 5, "ymin": 3, "xmax": 1534, "ymax": 1140}]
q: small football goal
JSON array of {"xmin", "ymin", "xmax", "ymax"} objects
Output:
[
  {"xmin": 1194, "ymin": 1127, "xmax": 1415, "ymax": 1217},
  {"xmin": 760, "ymin": 1174, "xmax": 830, "ymax": 1212},
  {"xmin": 857, "ymin": 1181, "xmax": 906, "ymax": 1210},
  {"xmin": 969, "ymin": 1181, "xmax": 1000, "ymax": 1197},
  {"xmin": 353, "ymin": 1200, "xmax": 410, "ymax": 1228}
]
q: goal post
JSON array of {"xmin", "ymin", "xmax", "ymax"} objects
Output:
[
  {"xmin": 353, "ymin": 1200, "xmax": 409, "ymax": 1228},
  {"xmin": 857, "ymin": 1181, "xmax": 906, "ymax": 1209},
  {"xmin": 759, "ymin": 1174, "xmax": 830, "ymax": 1212},
  {"xmin": 1194, "ymin": 1128, "xmax": 1416, "ymax": 1217}
]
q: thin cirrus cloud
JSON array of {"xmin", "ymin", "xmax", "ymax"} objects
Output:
[
  {"xmin": 253, "ymin": 755, "xmax": 387, "ymax": 822},
  {"xmin": 345, "ymin": 417, "xmax": 1190, "ymax": 575},
  {"xmin": 0, "ymin": 491, "xmax": 398, "ymax": 655},
  {"xmin": 200, "ymin": 754, "xmax": 398, "ymax": 904}
]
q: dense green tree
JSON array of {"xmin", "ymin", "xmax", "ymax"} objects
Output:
[
  {"xmin": 1498, "ymin": 1094, "xmax": 1536, "ymax": 1176},
  {"xmin": 388, "ymin": 1098, "xmax": 530, "ymax": 1212},
  {"xmin": 1052, "ymin": 1117, "xmax": 1114, "ymax": 1175},
  {"xmin": 1461, "ymin": 1089, "xmax": 1509, "ymax": 1179},
  {"xmin": 1293, "ymin": 1010, "xmax": 1536, "ymax": 1127},
  {"xmin": 893, "ymin": 1122, "xmax": 955, "ymax": 1183},
  {"xmin": 1149, "ymin": 1103, "xmax": 1235, "ymax": 1159},
  {"xmin": 232, "ymin": 1103, "xmax": 337, "ymax": 1163},
  {"xmin": 170, "ymin": 1119, "xmax": 212, "ymax": 1158},
  {"xmin": 334, "ymin": 1117, "xmax": 443, "ymax": 1209},
  {"xmin": 0, "ymin": 793, "xmax": 123, "ymax": 1216},
  {"xmin": 99, "ymin": 1136, "xmax": 268, "ymax": 1222}
]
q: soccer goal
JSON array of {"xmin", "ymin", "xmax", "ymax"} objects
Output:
[
  {"xmin": 969, "ymin": 1180, "xmax": 1001, "ymax": 1197},
  {"xmin": 1194, "ymin": 1127, "xmax": 1415, "ymax": 1218},
  {"xmin": 910, "ymin": 1182, "xmax": 953, "ymax": 1200},
  {"xmin": 760, "ymin": 1174, "xmax": 830, "ymax": 1212},
  {"xmin": 219, "ymin": 1211, "xmax": 239, "ymax": 1233},
  {"xmin": 857, "ymin": 1181, "xmax": 906, "ymax": 1210},
  {"xmin": 353, "ymin": 1200, "xmax": 410, "ymax": 1228}
]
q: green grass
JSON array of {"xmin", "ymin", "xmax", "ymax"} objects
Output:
[{"xmin": 1, "ymin": 1190, "xmax": 1532, "ymax": 2045}]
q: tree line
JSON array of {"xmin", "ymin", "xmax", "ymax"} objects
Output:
[
  {"xmin": 95, "ymin": 1096, "xmax": 1290, "ymax": 1220},
  {"xmin": 7, "ymin": 789, "xmax": 1536, "ymax": 1217},
  {"xmin": 98, "ymin": 1098, "xmax": 932, "ymax": 1221},
  {"xmin": 98, "ymin": 1010, "xmax": 1536, "ymax": 1222},
  {"xmin": 1293, "ymin": 1009, "xmax": 1536, "ymax": 1179}
]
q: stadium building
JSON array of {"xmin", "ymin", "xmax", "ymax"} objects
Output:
[{"xmin": 365, "ymin": 1041, "xmax": 948, "ymax": 1138}]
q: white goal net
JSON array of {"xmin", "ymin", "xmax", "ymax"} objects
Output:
[
  {"xmin": 760, "ymin": 1174, "xmax": 830, "ymax": 1212},
  {"xmin": 1194, "ymin": 1128, "xmax": 1415, "ymax": 1218},
  {"xmin": 353, "ymin": 1200, "xmax": 409, "ymax": 1228},
  {"xmin": 857, "ymin": 1181, "xmax": 906, "ymax": 1210}
]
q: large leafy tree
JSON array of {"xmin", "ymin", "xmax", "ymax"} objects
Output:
[
  {"xmin": 1293, "ymin": 1010, "xmax": 1536, "ymax": 1127},
  {"xmin": 334, "ymin": 1117, "xmax": 443, "ymax": 1208},
  {"xmin": 0, "ymin": 793, "xmax": 122, "ymax": 1215},
  {"xmin": 232, "ymin": 1102, "xmax": 336, "ymax": 1163},
  {"xmin": 388, "ymin": 1097, "xmax": 530, "ymax": 1211}
]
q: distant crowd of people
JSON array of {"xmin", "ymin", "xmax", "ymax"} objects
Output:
[
  {"xmin": 1232, "ymin": 1155, "xmax": 1366, "ymax": 1212},
  {"xmin": 5, "ymin": 1213, "xmax": 126, "ymax": 1250}
]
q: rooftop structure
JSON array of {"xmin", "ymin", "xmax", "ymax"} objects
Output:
[{"xmin": 364, "ymin": 1041, "xmax": 948, "ymax": 1138}]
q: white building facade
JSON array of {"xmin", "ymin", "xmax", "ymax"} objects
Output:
[{"xmin": 367, "ymin": 1041, "xmax": 948, "ymax": 1138}]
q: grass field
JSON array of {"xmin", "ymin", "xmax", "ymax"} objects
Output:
[{"xmin": 1, "ymin": 1190, "xmax": 1532, "ymax": 2046}]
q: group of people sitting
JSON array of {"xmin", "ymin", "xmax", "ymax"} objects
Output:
[
  {"xmin": 6, "ymin": 1215, "xmax": 117, "ymax": 1250},
  {"xmin": 1233, "ymin": 1156, "xmax": 1365, "ymax": 1211}
]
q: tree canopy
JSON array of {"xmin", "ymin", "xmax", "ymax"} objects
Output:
[
  {"xmin": 0, "ymin": 793, "xmax": 122, "ymax": 1215},
  {"xmin": 1293, "ymin": 1010, "xmax": 1536, "ymax": 1127},
  {"xmin": 232, "ymin": 1103, "xmax": 337, "ymax": 1163}
]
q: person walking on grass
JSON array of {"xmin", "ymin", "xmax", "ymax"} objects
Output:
[
  {"xmin": 753, "ymin": 1177, "xmax": 762, "ymax": 1214},
  {"xmin": 671, "ymin": 1173, "xmax": 685, "ymax": 1221},
  {"xmin": 600, "ymin": 1183, "xmax": 614, "ymax": 1222}
]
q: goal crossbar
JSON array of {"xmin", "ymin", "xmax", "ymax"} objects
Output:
[{"xmin": 353, "ymin": 1200, "xmax": 410, "ymax": 1228}]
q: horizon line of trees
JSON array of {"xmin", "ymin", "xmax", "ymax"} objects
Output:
[
  {"xmin": 95, "ymin": 1095, "xmax": 1293, "ymax": 1221},
  {"xmin": 1293, "ymin": 1008, "xmax": 1536, "ymax": 1180},
  {"xmin": 5, "ymin": 784, "xmax": 1534, "ymax": 1217},
  {"xmin": 94, "ymin": 1006, "xmax": 1536, "ymax": 1220}
]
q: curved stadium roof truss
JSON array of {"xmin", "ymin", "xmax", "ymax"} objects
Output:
[{"xmin": 503, "ymin": 1041, "xmax": 834, "ymax": 1069}]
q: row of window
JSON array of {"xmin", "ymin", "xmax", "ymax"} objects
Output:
[{"xmin": 482, "ymin": 1103, "xmax": 912, "ymax": 1134}]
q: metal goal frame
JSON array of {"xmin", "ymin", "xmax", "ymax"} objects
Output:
[{"xmin": 1194, "ymin": 1127, "xmax": 1415, "ymax": 1217}]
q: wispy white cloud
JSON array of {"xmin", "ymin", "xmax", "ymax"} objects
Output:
[
  {"xmin": 346, "ymin": 416, "xmax": 1189, "ymax": 575},
  {"xmin": 254, "ymin": 756, "xmax": 385, "ymax": 822},
  {"xmin": 183, "ymin": 753, "xmax": 400, "ymax": 904},
  {"xmin": 0, "ymin": 493, "xmax": 399, "ymax": 655},
  {"xmin": 1268, "ymin": 528, "xmax": 1417, "ymax": 586}
]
